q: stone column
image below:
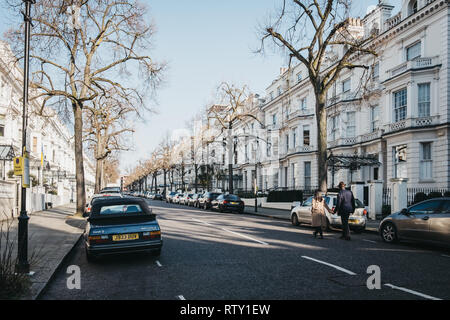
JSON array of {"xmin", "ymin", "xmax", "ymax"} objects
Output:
[
  {"xmin": 368, "ymin": 180, "xmax": 383, "ymax": 220},
  {"xmin": 390, "ymin": 178, "xmax": 408, "ymax": 213}
]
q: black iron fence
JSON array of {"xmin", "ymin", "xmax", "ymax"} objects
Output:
[{"xmin": 407, "ymin": 187, "xmax": 450, "ymax": 206}]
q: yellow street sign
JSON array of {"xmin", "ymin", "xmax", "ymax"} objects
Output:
[{"xmin": 13, "ymin": 157, "xmax": 23, "ymax": 176}]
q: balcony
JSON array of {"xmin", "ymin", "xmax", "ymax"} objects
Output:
[
  {"xmin": 388, "ymin": 56, "xmax": 440, "ymax": 78},
  {"xmin": 384, "ymin": 115, "xmax": 440, "ymax": 134},
  {"xmin": 328, "ymin": 137, "xmax": 357, "ymax": 148}
]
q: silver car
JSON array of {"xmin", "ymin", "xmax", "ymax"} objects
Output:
[
  {"xmin": 379, "ymin": 198, "xmax": 450, "ymax": 246},
  {"xmin": 290, "ymin": 193, "xmax": 368, "ymax": 232}
]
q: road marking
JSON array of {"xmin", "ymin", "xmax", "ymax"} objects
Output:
[
  {"xmin": 362, "ymin": 239, "xmax": 377, "ymax": 244},
  {"xmin": 156, "ymin": 260, "xmax": 162, "ymax": 267},
  {"xmin": 301, "ymin": 256, "xmax": 357, "ymax": 275},
  {"xmin": 384, "ymin": 283, "xmax": 442, "ymax": 300},
  {"xmin": 191, "ymin": 218, "xmax": 269, "ymax": 245},
  {"xmin": 177, "ymin": 295, "xmax": 186, "ymax": 300}
]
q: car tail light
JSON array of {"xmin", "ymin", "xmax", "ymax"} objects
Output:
[
  {"xmin": 87, "ymin": 207, "xmax": 91, "ymax": 213},
  {"xmin": 223, "ymin": 200, "xmax": 229, "ymax": 204},
  {"xmin": 88, "ymin": 235, "xmax": 109, "ymax": 244},
  {"xmin": 332, "ymin": 206, "xmax": 336, "ymax": 213},
  {"xmin": 363, "ymin": 209, "xmax": 368, "ymax": 216},
  {"xmin": 143, "ymin": 230, "xmax": 161, "ymax": 239}
]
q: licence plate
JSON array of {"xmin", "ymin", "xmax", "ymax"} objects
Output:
[
  {"xmin": 112, "ymin": 233, "xmax": 139, "ymax": 241},
  {"xmin": 349, "ymin": 218, "xmax": 358, "ymax": 223},
  {"xmin": 231, "ymin": 202, "xmax": 238, "ymax": 205}
]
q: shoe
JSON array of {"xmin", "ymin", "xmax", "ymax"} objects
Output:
[
  {"xmin": 345, "ymin": 237, "xmax": 351, "ymax": 241},
  {"xmin": 313, "ymin": 232, "xmax": 317, "ymax": 238},
  {"xmin": 319, "ymin": 235, "xmax": 324, "ymax": 239}
]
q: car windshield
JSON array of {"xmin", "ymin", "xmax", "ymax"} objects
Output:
[
  {"xmin": 355, "ymin": 199, "xmax": 365, "ymax": 208},
  {"xmin": 210, "ymin": 193, "xmax": 221, "ymax": 198},
  {"xmin": 302, "ymin": 196, "xmax": 331, "ymax": 206}
]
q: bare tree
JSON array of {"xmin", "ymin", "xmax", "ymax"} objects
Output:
[
  {"xmin": 84, "ymin": 92, "xmax": 135, "ymax": 193},
  {"xmin": 5, "ymin": 0, "xmax": 164, "ymax": 214},
  {"xmin": 208, "ymin": 82, "xmax": 262, "ymax": 193},
  {"xmin": 258, "ymin": 0, "xmax": 376, "ymax": 191}
]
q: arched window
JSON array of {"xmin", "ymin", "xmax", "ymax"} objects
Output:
[{"xmin": 409, "ymin": 0, "xmax": 418, "ymax": 16}]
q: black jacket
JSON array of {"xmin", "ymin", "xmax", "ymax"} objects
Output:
[{"xmin": 336, "ymin": 189, "xmax": 355, "ymax": 216}]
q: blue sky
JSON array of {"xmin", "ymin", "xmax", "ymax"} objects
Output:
[{"xmin": 0, "ymin": 0, "xmax": 401, "ymax": 174}]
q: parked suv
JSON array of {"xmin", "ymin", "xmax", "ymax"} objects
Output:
[
  {"xmin": 290, "ymin": 193, "xmax": 368, "ymax": 232},
  {"xmin": 199, "ymin": 192, "xmax": 222, "ymax": 210}
]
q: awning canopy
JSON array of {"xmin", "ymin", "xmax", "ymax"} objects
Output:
[
  {"xmin": 0, "ymin": 145, "xmax": 15, "ymax": 160},
  {"xmin": 327, "ymin": 153, "xmax": 380, "ymax": 171}
]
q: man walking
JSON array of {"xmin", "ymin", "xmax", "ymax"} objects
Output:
[{"xmin": 335, "ymin": 181, "xmax": 355, "ymax": 240}]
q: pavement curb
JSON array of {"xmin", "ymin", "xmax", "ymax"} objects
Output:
[{"xmin": 33, "ymin": 231, "xmax": 83, "ymax": 300}]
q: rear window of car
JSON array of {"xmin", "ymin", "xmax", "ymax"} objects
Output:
[
  {"xmin": 225, "ymin": 195, "xmax": 240, "ymax": 201},
  {"xmin": 99, "ymin": 204, "xmax": 143, "ymax": 215},
  {"xmin": 355, "ymin": 199, "xmax": 365, "ymax": 208}
]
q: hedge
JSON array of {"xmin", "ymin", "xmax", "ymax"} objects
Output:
[{"xmin": 267, "ymin": 190, "xmax": 303, "ymax": 202}]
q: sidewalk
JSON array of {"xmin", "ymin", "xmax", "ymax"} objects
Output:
[
  {"xmin": 2, "ymin": 203, "xmax": 85, "ymax": 299},
  {"xmin": 244, "ymin": 205, "xmax": 380, "ymax": 233}
]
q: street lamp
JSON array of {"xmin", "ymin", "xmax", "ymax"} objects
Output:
[{"xmin": 16, "ymin": 0, "xmax": 35, "ymax": 274}]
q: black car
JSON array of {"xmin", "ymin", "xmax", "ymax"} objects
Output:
[
  {"xmin": 211, "ymin": 194, "xmax": 244, "ymax": 214},
  {"xmin": 199, "ymin": 192, "xmax": 222, "ymax": 210},
  {"xmin": 84, "ymin": 197, "xmax": 162, "ymax": 261},
  {"xmin": 153, "ymin": 193, "xmax": 163, "ymax": 200}
]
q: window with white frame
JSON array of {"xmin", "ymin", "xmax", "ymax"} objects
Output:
[
  {"xmin": 285, "ymin": 134, "xmax": 289, "ymax": 152},
  {"xmin": 292, "ymin": 128, "xmax": 297, "ymax": 147},
  {"xmin": 303, "ymin": 125, "xmax": 310, "ymax": 146},
  {"xmin": 394, "ymin": 88, "xmax": 407, "ymax": 122},
  {"xmin": 0, "ymin": 114, "xmax": 5, "ymax": 137},
  {"xmin": 342, "ymin": 78, "xmax": 351, "ymax": 93},
  {"xmin": 277, "ymin": 86, "xmax": 282, "ymax": 96},
  {"xmin": 406, "ymin": 42, "xmax": 421, "ymax": 61},
  {"xmin": 272, "ymin": 114, "xmax": 277, "ymax": 126},
  {"xmin": 330, "ymin": 116, "xmax": 337, "ymax": 141},
  {"xmin": 304, "ymin": 162, "xmax": 311, "ymax": 188},
  {"xmin": 372, "ymin": 62, "xmax": 379, "ymax": 80},
  {"xmin": 300, "ymin": 97, "xmax": 307, "ymax": 111},
  {"xmin": 370, "ymin": 105, "xmax": 380, "ymax": 132},
  {"xmin": 420, "ymin": 142, "xmax": 432, "ymax": 180},
  {"xmin": 418, "ymin": 83, "xmax": 430, "ymax": 117},
  {"xmin": 393, "ymin": 145, "xmax": 407, "ymax": 179},
  {"xmin": 270, "ymin": 92, "xmax": 274, "ymax": 101},
  {"xmin": 297, "ymin": 72, "xmax": 302, "ymax": 83},
  {"xmin": 346, "ymin": 112, "xmax": 356, "ymax": 138}
]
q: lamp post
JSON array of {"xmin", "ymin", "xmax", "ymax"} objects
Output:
[{"xmin": 16, "ymin": 0, "xmax": 35, "ymax": 274}]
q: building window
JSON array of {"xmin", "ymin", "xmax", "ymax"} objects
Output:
[
  {"xmin": 303, "ymin": 125, "xmax": 310, "ymax": 146},
  {"xmin": 300, "ymin": 97, "xmax": 307, "ymax": 111},
  {"xmin": 420, "ymin": 142, "xmax": 432, "ymax": 180},
  {"xmin": 406, "ymin": 42, "xmax": 421, "ymax": 61},
  {"xmin": 292, "ymin": 128, "xmax": 297, "ymax": 147},
  {"xmin": 394, "ymin": 88, "xmax": 407, "ymax": 122},
  {"xmin": 346, "ymin": 112, "xmax": 356, "ymax": 138},
  {"xmin": 245, "ymin": 145, "xmax": 248, "ymax": 162},
  {"xmin": 370, "ymin": 105, "xmax": 380, "ymax": 132},
  {"xmin": 277, "ymin": 86, "xmax": 282, "ymax": 96},
  {"xmin": 272, "ymin": 114, "xmax": 277, "ymax": 126},
  {"xmin": 408, "ymin": 0, "xmax": 418, "ymax": 16},
  {"xmin": 393, "ymin": 145, "xmax": 407, "ymax": 179},
  {"xmin": 0, "ymin": 114, "xmax": 5, "ymax": 137},
  {"xmin": 304, "ymin": 162, "xmax": 311, "ymax": 188},
  {"xmin": 270, "ymin": 92, "xmax": 274, "ymax": 101},
  {"xmin": 418, "ymin": 83, "xmax": 430, "ymax": 117},
  {"xmin": 342, "ymin": 78, "xmax": 351, "ymax": 93},
  {"xmin": 330, "ymin": 116, "xmax": 337, "ymax": 141},
  {"xmin": 372, "ymin": 62, "xmax": 379, "ymax": 80},
  {"xmin": 297, "ymin": 72, "xmax": 302, "ymax": 83},
  {"xmin": 285, "ymin": 134, "xmax": 289, "ymax": 152},
  {"xmin": 32, "ymin": 137, "xmax": 38, "ymax": 154}
]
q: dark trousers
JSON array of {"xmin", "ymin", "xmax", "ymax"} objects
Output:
[
  {"xmin": 341, "ymin": 214, "xmax": 350, "ymax": 238},
  {"xmin": 314, "ymin": 226, "xmax": 322, "ymax": 236}
]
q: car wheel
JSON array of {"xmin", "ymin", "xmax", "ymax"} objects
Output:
[
  {"xmin": 85, "ymin": 247, "xmax": 96, "ymax": 263},
  {"xmin": 381, "ymin": 222, "xmax": 398, "ymax": 243},
  {"xmin": 219, "ymin": 206, "xmax": 223, "ymax": 213},
  {"xmin": 291, "ymin": 213, "xmax": 300, "ymax": 226}
]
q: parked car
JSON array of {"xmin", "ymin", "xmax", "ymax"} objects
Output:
[
  {"xmin": 379, "ymin": 198, "xmax": 450, "ymax": 246},
  {"xmin": 172, "ymin": 193, "xmax": 182, "ymax": 204},
  {"xmin": 211, "ymin": 194, "xmax": 244, "ymax": 214},
  {"xmin": 180, "ymin": 193, "xmax": 193, "ymax": 205},
  {"xmin": 188, "ymin": 194, "xmax": 200, "ymax": 207},
  {"xmin": 85, "ymin": 193, "xmax": 123, "ymax": 216},
  {"xmin": 290, "ymin": 193, "xmax": 368, "ymax": 232},
  {"xmin": 145, "ymin": 192, "xmax": 154, "ymax": 199},
  {"xmin": 100, "ymin": 186, "xmax": 121, "ymax": 194},
  {"xmin": 84, "ymin": 197, "xmax": 162, "ymax": 262},
  {"xmin": 153, "ymin": 193, "xmax": 163, "ymax": 201},
  {"xmin": 166, "ymin": 191, "xmax": 178, "ymax": 203},
  {"xmin": 198, "ymin": 192, "xmax": 222, "ymax": 210}
]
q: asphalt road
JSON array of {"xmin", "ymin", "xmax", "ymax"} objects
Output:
[{"xmin": 40, "ymin": 199, "xmax": 450, "ymax": 300}]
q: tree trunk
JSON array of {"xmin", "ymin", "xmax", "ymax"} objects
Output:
[
  {"xmin": 73, "ymin": 102, "xmax": 86, "ymax": 215},
  {"xmin": 94, "ymin": 158, "xmax": 103, "ymax": 194},
  {"xmin": 163, "ymin": 169, "xmax": 167, "ymax": 197},
  {"xmin": 315, "ymin": 93, "xmax": 328, "ymax": 192},
  {"xmin": 194, "ymin": 164, "xmax": 198, "ymax": 193}
]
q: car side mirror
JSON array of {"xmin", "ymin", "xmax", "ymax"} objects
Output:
[{"xmin": 401, "ymin": 208, "xmax": 409, "ymax": 215}]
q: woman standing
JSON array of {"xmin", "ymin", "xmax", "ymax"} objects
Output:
[{"xmin": 311, "ymin": 190, "xmax": 332, "ymax": 239}]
